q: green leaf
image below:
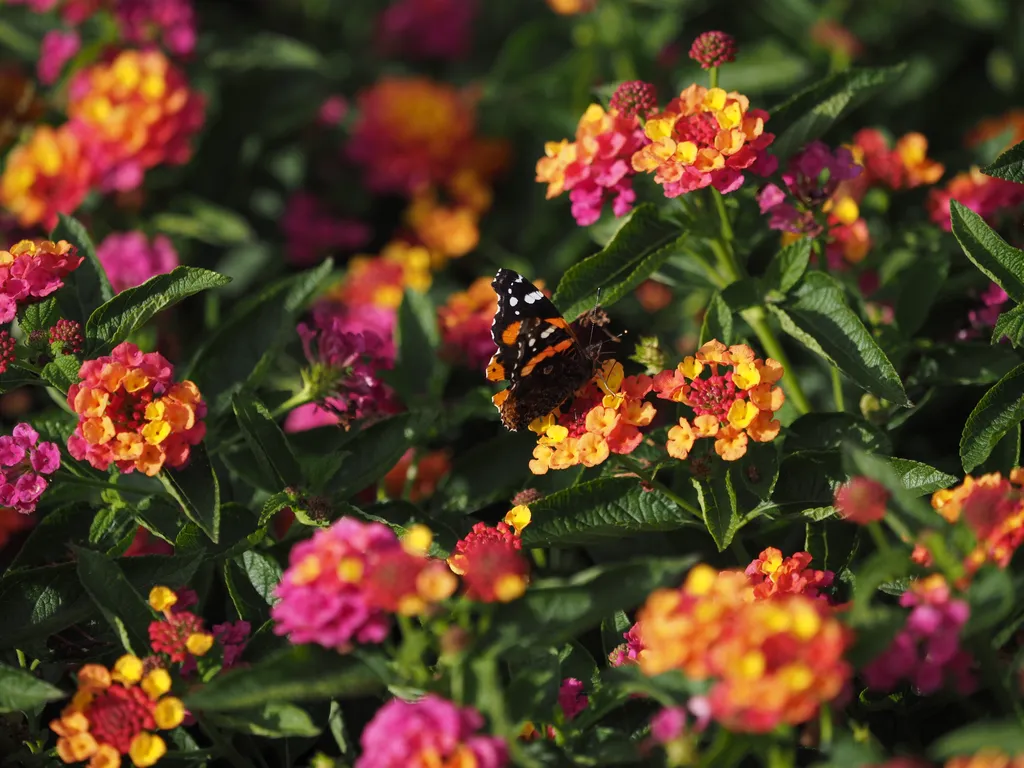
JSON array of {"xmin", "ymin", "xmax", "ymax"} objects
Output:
[
  {"xmin": 884, "ymin": 458, "xmax": 958, "ymax": 496},
  {"xmin": 763, "ymin": 239, "xmax": 811, "ymax": 297},
  {"xmin": 699, "ymin": 292, "xmax": 733, "ymax": 347},
  {"xmin": 185, "ymin": 647, "xmax": 384, "ymax": 711},
  {"xmin": 211, "ymin": 702, "xmax": 324, "ymax": 738},
  {"xmin": 911, "ymin": 343, "xmax": 1021, "ymax": 386},
  {"xmin": 235, "ymin": 550, "xmax": 282, "ymax": 606},
  {"xmin": 74, "ymin": 547, "xmax": 155, "ymax": 655},
  {"xmin": 207, "ymin": 33, "xmax": 325, "ymax": 71},
  {"xmin": 257, "ymin": 491, "xmax": 293, "ymax": 527},
  {"xmin": 784, "ymin": 413, "xmax": 890, "ymax": 455},
  {"xmin": 0, "ymin": 663, "xmax": 65, "ymax": 713},
  {"xmin": 159, "ymin": 443, "xmax": 221, "ymax": 542},
  {"xmin": 152, "ymin": 197, "xmax": 256, "ymax": 246},
  {"xmin": 86, "ymin": 267, "xmax": 231, "ymax": 353},
  {"xmin": 553, "ymin": 205, "xmax": 679, "ymax": 319},
  {"xmin": 960, "ymin": 363, "xmax": 1024, "ymax": 472},
  {"xmin": 950, "ymin": 200, "xmax": 1024, "ymax": 303},
  {"xmin": 484, "ymin": 556, "xmax": 696, "ymax": 653},
  {"xmin": 19, "ymin": 297, "xmax": 58, "ymax": 334},
  {"xmin": 40, "ymin": 355, "xmax": 81, "ymax": 393},
  {"xmin": 51, "ymin": 214, "xmax": 114, "ymax": 324},
  {"xmin": 769, "ymin": 65, "xmax": 906, "ymax": 160},
  {"xmin": 981, "ymin": 139, "xmax": 1024, "ymax": 184},
  {"xmin": 774, "ymin": 273, "xmax": 908, "ymax": 404},
  {"xmin": 693, "ymin": 471, "xmax": 739, "ymax": 551},
  {"xmin": 232, "ymin": 393, "xmax": 302, "ymax": 489},
  {"xmin": 892, "ymin": 251, "xmax": 950, "ymax": 336},
  {"xmin": 992, "ymin": 303, "xmax": 1024, "ymax": 348},
  {"xmin": 329, "ymin": 413, "xmax": 413, "ymax": 497},
  {"xmin": 391, "ymin": 289, "xmax": 444, "ymax": 402},
  {"xmin": 930, "ymin": 720, "xmax": 1024, "ymax": 760},
  {"xmin": 520, "ymin": 478, "xmax": 701, "ymax": 547},
  {"xmin": 964, "ymin": 567, "xmax": 1015, "ymax": 637}
]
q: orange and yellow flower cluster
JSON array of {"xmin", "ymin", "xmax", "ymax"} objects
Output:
[
  {"xmin": 66, "ymin": 342, "xmax": 207, "ymax": 476},
  {"xmin": 636, "ymin": 564, "xmax": 851, "ymax": 733},
  {"xmin": 745, "ymin": 547, "xmax": 834, "ymax": 601},
  {"xmin": 50, "ymin": 655, "xmax": 186, "ymax": 767},
  {"xmin": 447, "ymin": 520, "xmax": 530, "ymax": 603},
  {"xmin": 655, "ymin": 341, "xmax": 783, "ymax": 462},
  {"xmin": 437, "ymin": 275, "xmax": 499, "ymax": 370},
  {"xmin": 527, "ymin": 360, "xmax": 656, "ymax": 474}
]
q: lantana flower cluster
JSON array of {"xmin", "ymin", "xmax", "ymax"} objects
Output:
[
  {"xmin": 447, "ymin": 521, "xmax": 530, "ymax": 603},
  {"xmin": 96, "ymin": 231, "xmax": 179, "ymax": 294},
  {"xmin": 0, "ymin": 239, "xmax": 83, "ymax": 323},
  {"xmin": 0, "ymin": 423, "xmax": 61, "ymax": 514},
  {"xmin": 281, "ymin": 192, "xmax": 371, "ymax": 269},
  {"xmin": 67, "ymin": 341, "xmax": 207, "ymax": 476},
  {"xmin": 356, "ymin": 694, "xmax": 508, "ymax": 768},
  {"xmin": 862, "ymin": 575, "xmax": 975, "ymax": 696},
  {"xmin": 437, "ymin": 275, "xmax": 499, "ymax": 370},
  {"xmin": 272, "ymin": 518, "xmax": 458, "ymax": 650},
  {"xmin": 376, "ymin": 0, "xmax": 477, "ymax": 61},
  {"xmin": 655, "ymin": 341, "xmax": 784, "ymax": 462},
  {"xmin": 148, "ymin": 586, "xmax": 249, "ymax": 675},
  {"xmin": 745, "ymin": 547, "xmax": 835, "ymax": 601},
  {"xmin": 636, "ymin": 563, "xmax": 851, "ymax": 733}
]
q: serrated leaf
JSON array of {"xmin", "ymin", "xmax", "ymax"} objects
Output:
[
  {"xmin": 519, "ymin": 478, "xmax": 701, "ymax": 547},
  {"xmin": 74, "ymin": 546, "xmax": 155, "ymax": 655},
  {"xmin": 911, "ymin": 343, "xmax": 1021, "ymax": 386},
  {"xmin": 950, "ymin": 200, "xmax": 1024, "ymax": 303},
  {"xmin": 693, "ymin": 472, "xmax": 739, "ymax": 551},
  {"xmin": 232, "ymin": 392, "xmax": 302, "ymax": 489},
  {"xmin": 19, "ymin": 297, "xmax": 58, "ymax": 334},
  {"xmin": 553, "ymin": 205, "xmax": 679, "ymax": 319},
  {"xmin": 211, "ymin": 702, "xmax": 324, "ymax": 738},
  {"xmin": 775, "ymin": 273, "xmax": 908, "ymax": 404},
  {"xmin": 0, "ymin": 663, "xmax": 65, "ymax": 713},
  {"xmin": 152, "ymin": 197, "xmax": 255, "ymax": 246},
  {"xmin": 159, "ymin": 443, "xmax": 221, "ymax": 542},
  {"xmin": 960, "ymin": 363, "xmax": 1024, "ymax": 472},
  {"xmin": 51, "ymin": 214, "xmax": 114, "ymax": 324},
  {"xmin": 769, "ymin": 65, "xmax": 906, "ymax": 160},
  {"xmin": 391, "ymin": 288, "xmax": 444, "ymax": 402},
  {"xmin": 981, "ymin": 139, "xmax": 1024, "ymax": 184},
  {"xmin": 40, "ymin": 355, "xmax": 80, "ymax": 393},
  {"xmin": 207, "ymin": 33, "xmax": 325, "ymax": 71},
  {"xmin": 885, "ymin": 458, "xmax": 958, "ymax": 496},
  {"xmin": 236, "ymin": 550, "xmax": 282, "ymax": 605},
  {"xmin": 258, "ymin": 491, "xmax": 293, "ymax": 527},
  {"xmin": 763, "ymin": 239, "xmax": 811, "ymax": 296},
  {"xmin": 86, "ymin": 267, "xmax": 231, "ymax": 353},
  {"xmin": 699, "ymin": 292, "xmax": 733, "ymax": 346},
  {"xmin": 929, "ymin": 720, "xmax": 1024, "ymax": 760},
  {"xmin": 184, "ymin": 647, "xmax": 384, "ymax": 711},
  {"xmin": 784, "ymin": 413, "xmax": 891, "ymax": 455},
  {"xmin": 992, "ymin": 303, "xmax": 1024, "ymax": 347}
]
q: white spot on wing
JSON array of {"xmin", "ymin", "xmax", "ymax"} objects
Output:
[
  {"xmin": 509, "ymin": 296, "xmax": 518, "ymax": 307},
  {"xmin": 540, "ymin": 326, "xmax": 556, "ymax": 339},
  {"xmin": 524, "ymin": 290, "xmax": 543, "ymax": 304}
]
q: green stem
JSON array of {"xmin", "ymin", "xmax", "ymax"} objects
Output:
[
  {"xmin": 16, "ymin": 649, "xmax": 27, "ymax": 668},
  {"xmin": 819, "ymin": 705, "xmax": 834, "ymax": 751},
  {"xmin": 709, "ymin": 66, "xmax": 719, "ymax": 89},
  {"xmin": 196, "ymin": 715, "xmax": 251, "ymax": 768},
  {"xmin": 883, "ymin": 514, "xmax": 913, "ymax": 546},
  {"xmin": 614, "ymin": 454, "xmax": 702, "ymax": 520},
  {"xmin": 767, "ymin": 742, "xmax": 795, "ymax": 768},
  {"xmin": 269, "ymin": 388, "xmax": 315, "ymax": 421},
  {"xmin": 711, "ymin": 188, "xmax": 736, "ymax": 257},
  {"xmin": 867, "ymin": 522, "xmax": 891, "ymax": 553},
  {"xmin": 742, "ymin": 306, "xmax": 812, "ymax": 415},
  {"xmin": 831, "ymin": 368, "xmax": 845, "ymax": 412},
  {"xmin": 729, "ymin": 537, "xmax": 750, "ymax": 566}
]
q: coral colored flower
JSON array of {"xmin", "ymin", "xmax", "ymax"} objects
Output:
[
  {"xmin": 356, "ymin": 694, "xmax": 508, "ymax": 768},
  {"xmin": 0, "ymin": 423, "xmax": 60, "ymax": 514},
  {"xmin": 610, "ymin": 80, "xmax": 658, "ymax": 121},
  {"xmin": 49, "ymin": 318, "xmax": 84, "ymax": 354},
  {"xmin": 329, "ymin": 241, "xmax": 433, "ymax": 310},
  {"xmin": 0, "ymin": 506, "xmax": 34, "ymax": 550},
  {"xmin": 654, "ymin": 340, "xmax": 784, "ymax": 461},
  {"xmin": 281, "ymin": 192, "xmax": 371, "ymax": 268},
  {"xmin": 0, "ymin": 125, "xmax": 94, "ymax": 229},
  {"xmin": 382, "ymin": 448, "xmax": 451, "ymax": 502},
  {"xmin": 927, "ymin": 167, "xmax": 1024, "ymax": 231},
  {"xmin": 377, "ymin": 0, "xmax": 476, "ymax": 60},
  {"xmin": 536, "ymin": 103, "xmax": 647, "ymax": 226},
  {"xmin": 50, "ymin": 657, "xmax": 185, "ymax": 767},
  {"xmin": 348, "ymin": 77, "xmax": 474, "ymax": 195},
  {"xmin": 527, "ymin": 360, "xmax": 656, "ymax": 474},
  {"xmin": 114, "ymin": 0, "xmax": 198, "ymax": 56},
  {"xmin": 273, "ymin": 518, "xmax": 453, "ymax": 649},
  {"xmin": 810, "ymin": 19, "xmax": 864, "ymax": 60},
  {"xmin": 0, "ymin": 239, "xmax": 83, "ymax": 323},
  {"xmin": 927, "ymin": 472, "xmax": 1024, "ymax": 580},
  {"xmin": 967, "ymin": 110, "xmax": 1024, "ymax": 151},
  {"xmin": 689, "ymin": 31, "xmax": 737, "ymax": 69},
  {"xmin": 38, "ymin": 30, "xmax": 80, "ymax": 85},
  {"xmin": 149, "ymin": 610, "xmax": 208, "ymax": 664},
  {"xmin": 438, "ymin": 276, "xmax": 497, "ymax": 370},
  {"xmin": 834, "ymin": 477, "xmax": 889, "ymax": 524},
  {"xmin": 405, "ymin": 190, "xmax": 480, "ymax": 264},
  {"xmin": 631, "ymin": 84, "xmax": 776, "ymax": 198},
  {"xmin": 96, "ymin": 231, "xmax": 179, "ymax": 293},
  {"xmin": 67, "ymin": 49, "xmax": 205, "ymax": 192},
  {"xmin": 447, "ymin": 521, "xmax": 529, "ymax": 602},
  {"xmin": 66, "ymin": 342, "xmax": 207, "ymax": 476},
  {"xmin": 848, "ymin": 128, "xmax": 944, "ymax": 192},
  {"xmin": 637, "ymin": 564, "xmax": 851, "ymax": 733},
  {"xmin": 862, "ymin": 575, "xmax": 975, "ymax": 696},
  {"xmin": 745, "ymin": 548, "xmax": 834, "ymax": 600},
  {"xmin": 545, "ymin": 0, "xmax": 595, "ymax": 13},
  {"xmin": 945, "ymin": 752, "xmax": 1024, "ymax": 768}
]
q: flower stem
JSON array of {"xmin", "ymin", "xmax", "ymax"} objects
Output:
[
  {"xmin": 742, "ymin": 306, "xmax": 812, "ymax": 415},
  {"xmin": 196, "ymin": 715, "xmax": 251, "ymax": 768},
  {"xmin": 709, "ymin": 66, "xmax": 719, "ymax": 89},
  {"xmin": 867, "ymin": 521, "xmax": 891, "ymax": 553},
  {"xmin": 614, "ymin": 454, "xmax": 702, "ymax": 520},
  {"xmin": 269, "ymin": 387, "xmax": 315, "ymax": 421},
  {"xmin": 711, "ymin": 188, "xmax": 736, "ymax": 258},
  {"xmin": 831, "ymin": 368, "xmax": 845, "ymax": 412}
]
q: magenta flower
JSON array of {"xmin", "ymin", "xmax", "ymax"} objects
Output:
[
  {"xmin": 282, "ymin": 193, "xmax": 371, "ymax": 268},
  {"xmin": 317, "ymin": 95, "xmax": 348, "ymax": 127},
  {"xmin": 0, "ymin": 240, "xmax": 83, "ymax": 323},
  {"xmin": 0, "ymin": 423, "xmax": 60, "ymax": 514},
  {"xmin": 271, "ymin": 518, "xmax": 399, "ymax": 649},
  {"xmin": 212, "ymin": 620, "xmax": 251, "ymax": 668},
  {"xmin": 95, "ymin": 231, "xmax": 179, "ymax": 294},
  {"xmin": 356, "ymin": 694, "xmax": 507, "ymax": 768},
  {"xmin": 114, "ymin": 0, "xmax": 197, "ymax": 56},
  {"xmin": 959, "ymin": 282, "xmax": 1011, "ymax": 341},
  {"xmin": 862, "ymin": 576, "xmax": 976, "ymax": 695},
  {"xmin": 38, "ymin": 30, "xmax": 80, "ymax": 85},
  {"xmin": 558, "ymin": 678, "xmax": 588, "ymax": 721},
  {"xmin": 376, "ymin": 0, "xmax": 477, "ymax": 60},
  {"xmin": 650, "ymin": 706, "xmax": 687, "ymax": 744},
  {"xmin": 608, "ymin": 621, "xmax": 645, "ymax": 666}
]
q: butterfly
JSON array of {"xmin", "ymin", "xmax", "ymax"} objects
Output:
[{"xmin": 485, "ymin": 268, "xmax": 606, "ymax": 432}]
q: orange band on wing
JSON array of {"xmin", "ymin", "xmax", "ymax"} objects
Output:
[
  {"xmin": 500, "ymin": 320, "xmax": 521, "ymax": 346},
  {"xmin": 492, "ymin": 389, "xmax": 509, "ymax": 408},
  {"xmin": 544, "ymin": 317, "xmax": 570, "ymax": 330},
  {"xmin": 485, "ymin": 354, "xmax": 506, "ymax": 382},
  {"xmin": 520, "ymin": 339, "xmax": 574, "ymax": 377}
]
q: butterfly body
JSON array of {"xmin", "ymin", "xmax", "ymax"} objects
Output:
[{"xmin": 486, "ymin": 268, "xmax": 600, "ymax": 432}]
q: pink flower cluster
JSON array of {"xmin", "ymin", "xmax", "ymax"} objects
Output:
[
  {"xmin": 38, "ymin": 30, "xmax": 80, "ymax": 85},
  {"xmin": 927, "ymin": 167, "xmax": 1024, "ymax": 231},
  {"xmin": 182, "ymin": 619, "xmax": 250, "ymax": 675},
  {"xmin": 862, "ymin": 575, "xmax": 975, "ymax": 695},
  {"xmin": 96, "ymin": 231, "xmax": 179, "ymax": 294},
  {"xmin": 376, "ymin": 0, "xmax": 477, "ymax": 60},
  {"xmin": 757, "ymin": 141, "xmax": 862, "ymax": 236},
  {"xmin": 281, "ymin": 193, "xmax": 371, "ymax": 268},
  {"xmin": 558, "ymin": 678, "xmax": 588, "ymax": 721},
  {"xmin": 608, "ymin": 622, "xmax": 645, "ymax": 666},
  {"xmin": 285, "ymin": 305, "xmax": 399, "ymax": 433},
  {"xmin": 0, "ymin": 423, "xmax": 60, "ymax": 514},
  {"xmin": 0, "ymin": 240, "xmax": 83, "ymax": 323},
  {"xmin": 959, "ymin": 282, "xmax": 1011, "ymax": 341},
  {"xmin": 114, "ymin": 0, "xmax": 197, "ymax": 55},
  {"xmin": 356, "ymin": 694, "xmax": 507, "ymax": 768}
]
